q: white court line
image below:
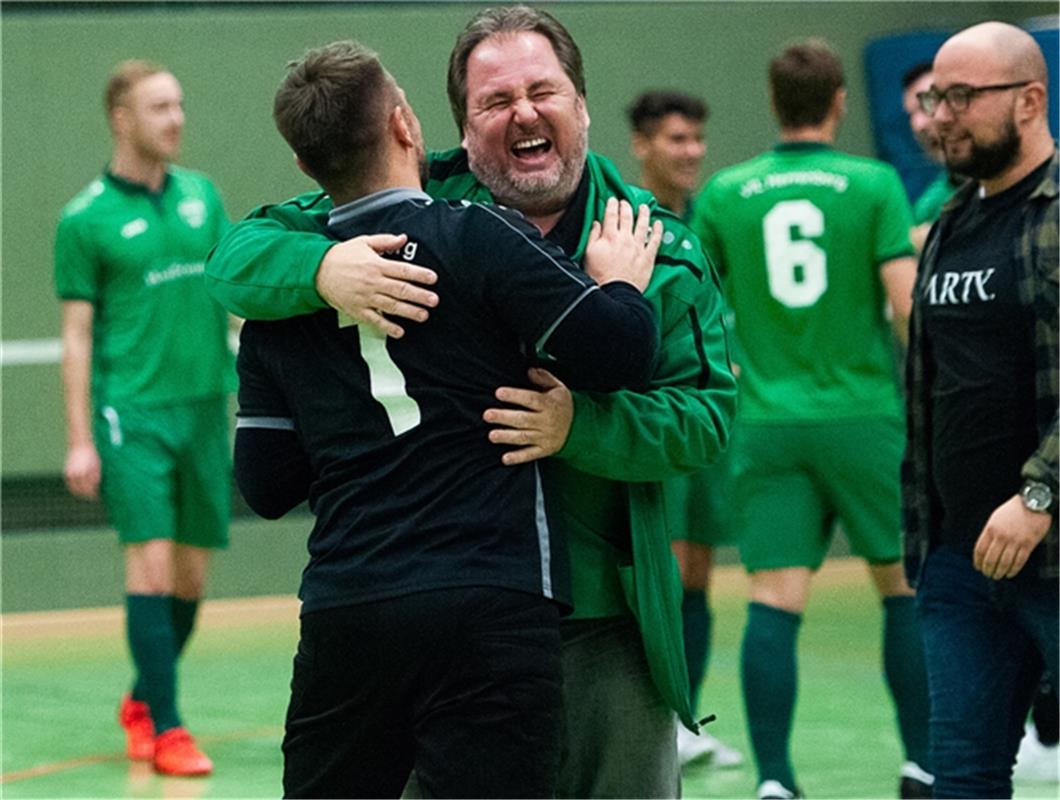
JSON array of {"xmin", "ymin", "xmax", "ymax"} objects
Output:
[{"xmin": 2, "ymin": 338, "xmax": 62, "ymax": 366}]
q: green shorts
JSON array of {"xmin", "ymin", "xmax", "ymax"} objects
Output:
[
  {"xmin": 732, "ymin": 416, "xmax": 903, "ymax": 572},
  {"xmin": 664, "ymin": 444, "xmax": 738, "ymax": 547},
  {"xmin": 95, "ymin": 396, "xmax": 231, "ymax": 549}
]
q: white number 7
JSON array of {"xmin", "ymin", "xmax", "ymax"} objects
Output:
[{"xmin": 356, "ymin": 325, "xmax": 421, "ymax": 435}]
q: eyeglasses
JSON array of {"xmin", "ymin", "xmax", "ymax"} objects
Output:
[{"xmin": 917, "ymin": 81, "xmax": 1031, "ymax": 114}]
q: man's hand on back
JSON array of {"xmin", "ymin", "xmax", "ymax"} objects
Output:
[
  {"xmin": 316, "ymin": 233, "xmax": 440, "ymax": 338},
  {"xmin": 484, "ymin": 368, "xmax": 574, "ymax": 466}
]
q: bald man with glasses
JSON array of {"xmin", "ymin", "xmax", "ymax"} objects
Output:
[
  {"xmin": 902, "ymin": 21, "xmax": 1058, "ymax": 800},
  {"xmin": 917, "ymin": 80, "xmax": 1034, "ymax": 116}
]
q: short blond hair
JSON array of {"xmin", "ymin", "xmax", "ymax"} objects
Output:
[{"xmin": 104, "ymin": 59, "xmax": 168, "ymax": 118}]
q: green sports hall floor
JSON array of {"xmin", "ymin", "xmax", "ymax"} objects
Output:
[{"xmin": 3, "ymin": 518, "xmax": 1058, "ymax": 799}]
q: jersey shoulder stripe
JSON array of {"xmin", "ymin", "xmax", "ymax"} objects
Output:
[
  {"xmin": 236, "ymin": 416, "xmax": 295, "ymax": 430},
  {"xmin": 473, "ymin": 203, "xmax": 588, "ymax": 286},
  {"xmin": 655, "ymin": 254, "xmax": 703, "ymax": 280}
]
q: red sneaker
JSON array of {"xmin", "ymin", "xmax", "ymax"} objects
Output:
[
  {"xmin": 118, "ymin": 695, "xmax": 155, "ymax": 761},
  {"xmin": 153, "ymin": 727, "xmax": 213, "ymax": 777}
]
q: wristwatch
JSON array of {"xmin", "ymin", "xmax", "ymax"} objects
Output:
[{"xmin": 1020, "ymin": 481, "xmax": 1054, "ymax": 514}]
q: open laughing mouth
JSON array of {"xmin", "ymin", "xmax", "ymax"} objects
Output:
[{"xmin": 511, "ymin": 136, "xmax": 552, "ymax": 161}]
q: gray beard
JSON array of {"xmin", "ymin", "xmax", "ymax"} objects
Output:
[{"xmin": 468, "ymin": 128, "xmax": 588, "ymax": 218}]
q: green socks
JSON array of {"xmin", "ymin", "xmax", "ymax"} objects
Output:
[
  {"xmin": 741, "ymin": 595, "xmax": 931, "ymax": 789},
  {"xmin": 682, "ymin": 590, "xmax": 712, "ymax": 711},
  {"xmin": 126, "ymin": 594, "xmax": 182, "ymax": 734},
  {"xmin": 882, "ymin": 595, "xmax": 932, "ymax": 771},
  {"xmin": 132, "ymin": 597, "xmax": 200, "ymax": 701},
  {"xmin": 742, "ymin": 601, "xmax": 801, "ymax": 789},
  {"xmin": 171, "ymin": 596, "xmax": 201, "ymax": 656}
]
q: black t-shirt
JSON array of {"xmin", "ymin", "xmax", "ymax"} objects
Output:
[
  {"xmin": 922, "ymin": 158, "xmax": 1050, "ymax": 552},
  {"xmin": 236, "ymin": 188, "xmax": 656, "ymax": 614}
]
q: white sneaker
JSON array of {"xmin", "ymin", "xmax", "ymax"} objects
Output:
[
  {"xmin": 676, "ymin": 725, "xmax": 744, "ymax": 767},
  {"xmin": 1014, "ymin": 723, "xmax": 1060, "ymax": 783},
  {"xmin": 899, "ymin": 760, "xmax": 935, "ymax": 798},
  {"xmin": 757, "ymin": 779, "xmax": 800, "ymax": 799}
]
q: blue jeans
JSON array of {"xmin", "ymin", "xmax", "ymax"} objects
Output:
[{"xmin": 917, "ymin": 544, "xmax": 1059, "ymax": 799}]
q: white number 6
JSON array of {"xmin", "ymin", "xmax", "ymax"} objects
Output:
[{"xmin": 763, "ymin": 200, "xmax": 827, "ymax": 308}]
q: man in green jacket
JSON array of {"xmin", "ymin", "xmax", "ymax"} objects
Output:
[{"xmin": 205, "ymin": 6, "xmax": 735, "ymax": 797}]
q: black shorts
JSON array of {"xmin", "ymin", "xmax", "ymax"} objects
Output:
[{"xmin": 282, "ymin": 587, "xmax": 563, "ymax": 799}]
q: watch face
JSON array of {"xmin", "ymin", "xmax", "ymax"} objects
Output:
[{"xmin": 1024, "ymin": 483, "xmax": 1053, "ymax": 512}]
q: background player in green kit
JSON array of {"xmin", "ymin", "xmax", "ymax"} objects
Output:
[
  {"xmin": 626, "ymin": 89, "xmax": 744, "ymax": 771},
  {"xmin": 690, "ymin": 40, "xmax": 932, "ymax": 800},
  {"xmin": 54, "ymin": 60, "xmax": 232, "ymax": 778}
]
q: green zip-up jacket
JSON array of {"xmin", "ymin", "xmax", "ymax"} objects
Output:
[{"xmin": 205, "ymin": 149, "xmax": 737, "ymax": 730}]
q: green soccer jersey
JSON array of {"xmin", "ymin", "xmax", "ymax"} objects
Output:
[
  {"xmin": 912, "ymin": 171, "xmax": 957, "ymax": 226},
  {"xmin": 55, "ymin": 168, "xmax": 233, "ymax": 407},
  {"xmin": 691, "ymin": 142, "xmax": 913, "ymax": 422}
]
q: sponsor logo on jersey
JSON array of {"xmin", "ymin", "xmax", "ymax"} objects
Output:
[
  {"xmin": 144, "ymin": 261, "xmax": 205, "ymax": 287},
  {"xmin": 922, "ymin": 268, "xmax": 996, "ymax": 305},
  {"xmin": 178, "ymin": 198, "xmax": 207, "ymax": 229},
  {"xmin": 740, "ymin": 170, "xmax": 849, "ymax": 199},
  {"xmin": 121, "ymin": 218, "xmax": 148, "ymax": 239}
]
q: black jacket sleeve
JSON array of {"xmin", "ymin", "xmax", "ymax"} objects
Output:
[
  {"xmin": 234, "ymin": 427, "xmax": 313, "ymax": 520},
  {"xmin": 541, "ymin": 281, "xmax": 659, "ymax": 392},
  {"xmin": 465, "ymin": 204, "xmax": 660, "ymax": 392}
]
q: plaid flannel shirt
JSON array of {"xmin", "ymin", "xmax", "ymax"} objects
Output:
[{"xmin": 902, "ymin": 149, "xmax": 1059, "ymax": 586}]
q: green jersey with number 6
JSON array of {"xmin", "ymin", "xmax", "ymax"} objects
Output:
[{"xmin": 691, "ymin": 142, "xmax": 913, "ymax": 422}]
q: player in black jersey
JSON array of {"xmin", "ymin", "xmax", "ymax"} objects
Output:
[{"xmin": 235, "ymin": 41, "xmax": 663, "ymax": 799}]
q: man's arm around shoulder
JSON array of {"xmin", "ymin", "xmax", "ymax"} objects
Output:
[{"xmin": 205, "ymin": 194, "xmax": 439, "ymax": 334}]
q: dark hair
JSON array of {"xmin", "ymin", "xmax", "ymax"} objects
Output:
[
  {"xmin": 104, "ymin": 59, "xmax": 168, "ymax": 118},
  {"xmin": 273, "ymin": 40, "xmax": 399, "ymax": 198},
  {"xmin": 769, "ymin": 39, "xmax": 845, "ymax": 128},
  {"xmin": 626, "ymin": 90, "xmax": 710, "ymax": 135},
  {"xmin": 901, "ymin": 61, "xmax": 933, "ymax": 90},
  {"xmin": 447, "ymin": 4, "xmax": 585, "ymax": 135}
]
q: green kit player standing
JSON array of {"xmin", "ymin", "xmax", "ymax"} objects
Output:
[
  {"xmin": 54, "ymin": 60, "xmax": 232, "ymax": 778},
  {"xmin": 690, "ymin": 40, "xmax": 932, "ymax": 800}
]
